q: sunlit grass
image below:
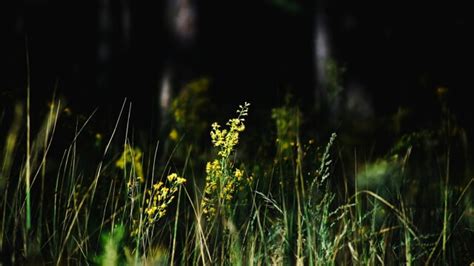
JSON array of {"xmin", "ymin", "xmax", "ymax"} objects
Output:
[{"xmin": 0, "ymin": 84, "xmax": 473, "ymax": 264}]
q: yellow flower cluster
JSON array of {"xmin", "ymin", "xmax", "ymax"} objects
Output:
[
  {"xmin": 271, "ymin": 105, "xmax": 301, "ymax": 157},
  {"xmin": 169, "ymin": 78, "xmax": 210, "ymax": 146},
  {"xmin": 172, "ymin": 78, "xmax": 209, "ymax": 124},
  {"xmin": 210, "ymin": 103, "xmax": 249, "ymax": 158},
  {"xmin": 201, "ymin": 102, "xmax": 252, "ymax": 220},
  {"xmin": 144, "ymin": 173, "xmax": 186, "ymax": 224},
  {"xmin": 201, "ymin": 160, "xmax": 220, "ymax": 218},
  {"xmin": 116, "ymin": 144, "xmax": 144, "ymax": 183},
  {"xmin": 169, "ymin": 128, "xmax": 179, "ymax": 141},
  {"xmin": 202, "ymin": 160, "xmax": 247, "ymax": 219}
]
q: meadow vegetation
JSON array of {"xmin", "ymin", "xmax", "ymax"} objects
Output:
[{"xmin": 0, "ymin": 79, "xmax": 473, "ymax": 265}]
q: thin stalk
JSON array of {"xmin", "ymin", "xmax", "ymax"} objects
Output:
[
  {"xmin": 171, "ymin": 147, "xmax": 191, "ymax": 264},
  {"xmin": 295, "ymin": 166, "xmax": 303, "ymax": 265},
  {"xmin": 442, "ymin": 147, "xmax": 450, "ymax": 263},
  {"xmin": 25, "ymin": 41, "xmax": 32, "ymax": 258}
]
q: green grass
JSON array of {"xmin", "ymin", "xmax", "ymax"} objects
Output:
[{"xmin": 0, "ymin": 86, "xmax": 473, "ymax": 265}]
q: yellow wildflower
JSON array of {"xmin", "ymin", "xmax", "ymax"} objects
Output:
[
  {"xmin": 159, "ymin": 210, "xmax": 166, "ymax": 218},
  {"xmin": 234, "ymin": 169, "xmax": 243, "ymax": 181},
  {"xmin": 161, "ymin": 187, "xmax": 169, "ymax": 198},
  {"xmin": 169, "ymin": 128, "xmax": 179, "ymax": 141},
  {"xmin": 139, "ymin": 172, "xmax": 186, "ymax": 226},
  {"xmin": 201, "ymin": 102, "xmax": 251, "ymax": 220},
  {"xmin": 153, "ymin": 182, "xmax": 163, "ymax": 190},
  {"xmin": 116, "ymin": 144, "xmax": 144, "ymax": 181},
  {"xmin": 167, "ymin": 173, "xmax": 177, "ymax": 182},
  {"xmin": 206, "ymin": 162, "xmax": 212, "ymax": 174}
]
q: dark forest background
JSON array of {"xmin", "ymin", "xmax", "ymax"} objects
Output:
[{"xmin": 2, "ymin": 0, "xmax": 473, "ymax": 130}]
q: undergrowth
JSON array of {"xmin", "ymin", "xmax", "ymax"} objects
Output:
[{"xmin": 0, "ymin": 82, "xmax": 473, "ymax": 265}]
